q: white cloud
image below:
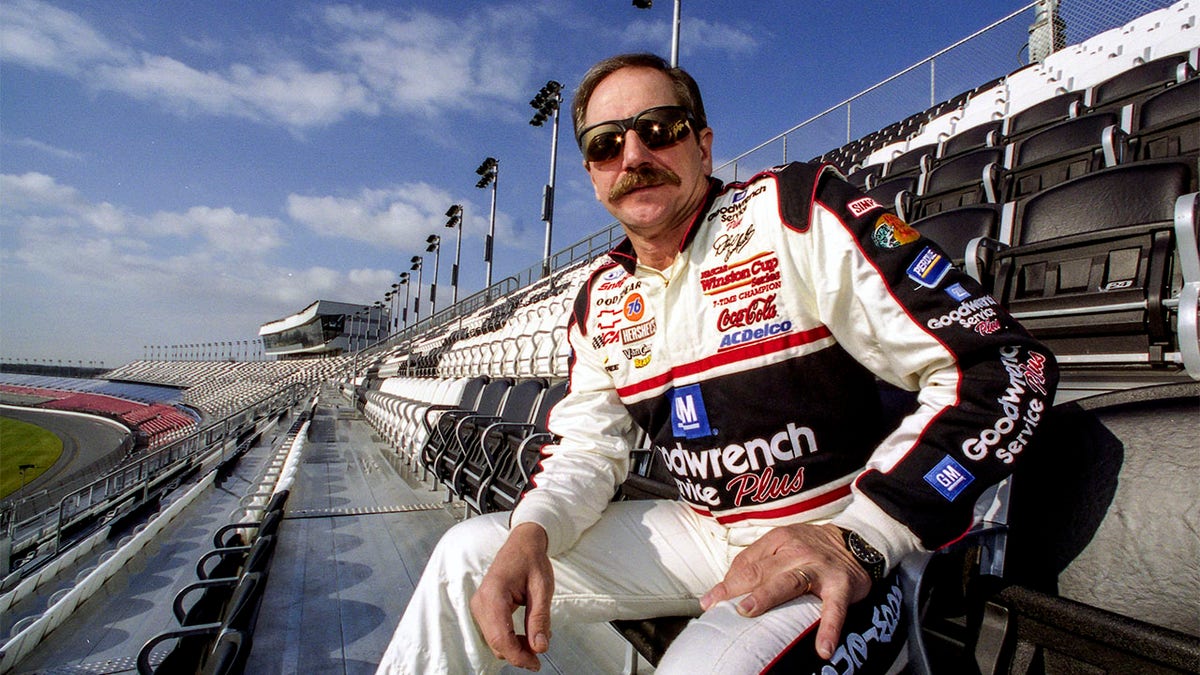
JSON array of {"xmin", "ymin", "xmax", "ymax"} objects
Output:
[
  {"xmin": 623, "ymin": 16, "xmax": 759, "ymax": 58},
  {"xmin": 288, "ymin": 183, "xmax": 458, "ymax": 249},
  {"xmin": 0, "ymin": 0, "xmax": 128, "ymax": 75},
  {"xmin": 0, "ymin": 172, "xmax": 396, "ymax": 364},
  {"xmin": 0, "ymin": 0, "xmax": 542, "ymax": 131},
  {"xmin": 149, "ymin": 206, "xmax": 283, "ymax": 254},
  {"xmin": 7, "ymin": 137, "xmax": 86, "ymax": 161}
]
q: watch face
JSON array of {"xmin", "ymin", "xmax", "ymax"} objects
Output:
[{"xmin": 848, "ymin": 532, "xmax": 884, "ymax": 564}]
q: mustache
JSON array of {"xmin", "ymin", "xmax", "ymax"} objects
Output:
[{"xmin": 609, "ymin": 165, "xmax": 681, "ymax": 201}]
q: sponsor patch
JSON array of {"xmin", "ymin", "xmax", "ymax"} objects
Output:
[
  {"xmin": 872, "ymin": 213, "xmax": 921, "ymax": 249},
  {"xmin": 907, "ymin": 246, "xmax": 951, "ymax": 288},
  {"xmin": 671, "ymin": 384, "xmax": 712, "ymax": 439},
  {"xmin": 718, "ymin": 320, "xmax": 793, "ymax": 350},
  {"xmin": 601, "ymin": 268, "xmax": 625, "ymax": 281},
  {"xmin": 848, "ymin": 196, "xmax": 883, "ymax": 217},
  {"xmin": 619, "ymin": 318, "xmax": 656, "ymax": 344},
  {"xmin": 717, "ymin": 294, "xmax": 779, "ymax": 332},
  {"xmin": 623, "ymin": 293, "xmax": 645, "ymax": 322},
  {"xmin": 924, "ymin": 455, "xmax": 974, "ymax": 501},
  {"xmin": 945, "ymin": 283, "xmax": 972, "ymax": 301}
]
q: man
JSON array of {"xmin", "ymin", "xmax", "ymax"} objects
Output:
[{"xmin": 378, "ymin": 53, "xmax": 1057, "ymax": 674}]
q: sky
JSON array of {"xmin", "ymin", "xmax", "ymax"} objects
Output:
[{"xmin": 0, "ymin": 0, "xmax": 1160, "ymax": 367}]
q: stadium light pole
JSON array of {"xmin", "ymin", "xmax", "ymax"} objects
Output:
[
  {"xmin": 445, "ymin": 205, "xmax": 463, "ymax": 305},
  {"xmin": 529, "ymin": 80, "xmax": 563, "ymax": 279},
  {"xmin": 475, "ymin": 157, "xmax": 498, "ymax": 288},
  {"xmin": 398, "ymin": 273, "xmax": 411, "ymax": 328},
  {"xmin": 410, "ymin": 256, "xmax": 424, "ymax": 326},
  {"xmin": 632, "ymin": 0, "xmax": 681, "ymax": 67},
  {"xmin": 426, "ymin": 235, "xmax": 442, "ymax": 317},
  {"xmin": 373, "ymin": 301, "xmax": 385, "ymax": 343}
]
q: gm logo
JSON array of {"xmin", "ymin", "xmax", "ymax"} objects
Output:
[
  {"xmin": 671, "ymin": 384, "xmax": 712, "ymax": 439},
  {"xmin": 924, "ymin": 455, "xmax": 974, "ymax": 502}
]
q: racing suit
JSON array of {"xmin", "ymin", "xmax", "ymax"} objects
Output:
[{"xmin": 377, "ymin": 162, "xmax": 1058, "ymax": 674}]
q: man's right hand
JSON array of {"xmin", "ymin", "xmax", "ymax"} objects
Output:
[{"xmin": 469, "ymin": 522, "xmax": 555, "ymax": 671}]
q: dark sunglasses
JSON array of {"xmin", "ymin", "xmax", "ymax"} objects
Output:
[{"xmin": 577, "ymin": 105, "xmax": 697, "ymax": 163}]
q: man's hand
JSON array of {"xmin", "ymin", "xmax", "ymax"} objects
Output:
[
  {"xmin": 699, "ymin": 523, "xmax": 872, "ymax": 660},
  {"xmin": 469, "ymin": 523, "xmax": 555, "ymax": 671}
]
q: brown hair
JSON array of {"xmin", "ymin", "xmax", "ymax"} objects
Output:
[{"xmin": 571, "ymin": 53, "xmax": 708, "ymax": 147}]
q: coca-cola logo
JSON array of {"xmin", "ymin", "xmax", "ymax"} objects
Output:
[{"xmin": 717, "ymin": 294, "xmax": 778, "ymax": 332}]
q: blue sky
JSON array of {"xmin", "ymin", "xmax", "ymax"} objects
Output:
[{"xmin": 0, "ymin": 1, "xmax": 1154, "ymax": 367}]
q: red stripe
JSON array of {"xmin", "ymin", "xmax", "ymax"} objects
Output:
[{"xmin": 616, "ymin": 325, "xmax": 833, "ymax": 398}]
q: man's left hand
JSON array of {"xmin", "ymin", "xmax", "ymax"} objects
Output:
[{"xmin": 698, "ymin": 522, "xmax": 872, "ymax": 660}]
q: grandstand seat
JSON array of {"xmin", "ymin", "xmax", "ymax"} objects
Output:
[
  {"xmin": 461, "ymin": 379, "xmax": 568, "ymax": 515},
  {"xmin": 909, "ymin": 204, "xmax": 1004, "ymax": 284},
  {"xmin": 1086, "ymin": 50, "xmax": 1194, "ymax": 115},
  {"xmin": 885, "ymin": 142, "xmax": 936, "ymax": 179},
  {"xmin": 437, "ymin": 378, "xmax": 546, "ymax": 497},
  {"xmin": 940, "ymin": 119, "xmax": 1004, "ymax": 162},
  {"xmin": 992, "ymin": 159, "xmax": 1199, "ymax": 374},
  {"xmin": 138, "ymin": 570, "xmax": 268, "ymax": 675},
  {"xmin": 401, "ymin": 377, "xmax": 485, "ymax": 464},
  {"xmin": 913, "ymin": 146, "xmax": 1005, "ymax": 219},
  {"xmin": 420, "ymin": 378, "xmax": 512, "ymax": 482},
  {"xmin": 1004, "ymin": 109, "xmax": 1126, "ymax": 204},
  {"xmin": 1003, "ymin": 91, "xmax": 1085, "ymax": 144},
  {"xmin": 845, "ymin": 163, "xmax": 884, "ymax": 190},
  {"xmin": 865, "ymin": 175, "xmax": 918, "ymax": 221},
  {"xmin": 1132, "ymin": 76, "xmax": 1199, "ymax": 161},
  {"xmin": 972, "ymin": 383, "xmax": 1200, "ymax": 673}
]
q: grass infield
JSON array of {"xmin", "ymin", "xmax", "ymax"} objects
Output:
[{"xmin": 0, "ymin": 416, "xmax": 64, "ymax": 501}]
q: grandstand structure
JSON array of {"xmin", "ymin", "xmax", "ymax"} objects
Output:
[
  {"xmin": 1, "ymin": 1, "xmax": 1197, "ymax": 673},
  {"xmin": 258, "ymin": 299, "xmax": 388, "ymax": 360}
]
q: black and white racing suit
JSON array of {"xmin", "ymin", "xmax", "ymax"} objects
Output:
[{"xmin": 377, "ymin": 162, "xmax": 1058, "ymax": 675}]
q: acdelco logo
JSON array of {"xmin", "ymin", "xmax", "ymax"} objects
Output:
[{"xmin": 718, "ymin": 320, "xmax": 792, "ymax": 350}]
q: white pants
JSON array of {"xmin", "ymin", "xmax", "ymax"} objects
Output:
[{"xmin": 376, "ymin": 500, "xmax": 907, "ymax": 674}]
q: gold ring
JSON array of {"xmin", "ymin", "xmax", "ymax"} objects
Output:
[{"xmin": 793, "ymin": 567, "xmax": 814, "ymax": 593}]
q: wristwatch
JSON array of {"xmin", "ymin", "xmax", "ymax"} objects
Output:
[{"xmin": 840, "ymin": 527, "xmax": 886, "ymax": 581}]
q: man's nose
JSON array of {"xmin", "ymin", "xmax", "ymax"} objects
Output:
[{"xmin": 620, "ymin": 129, "xmax": 656, "ymax": 169}]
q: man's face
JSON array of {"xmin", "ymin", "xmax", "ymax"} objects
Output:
[{"xmin": 581, "ymin": 67, "xmax": 713, "ymax": 238}]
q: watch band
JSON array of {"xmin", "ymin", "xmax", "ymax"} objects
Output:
[{"xmin": 840, "ymin": 527, "xmax": 886, "ymax": 581}]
